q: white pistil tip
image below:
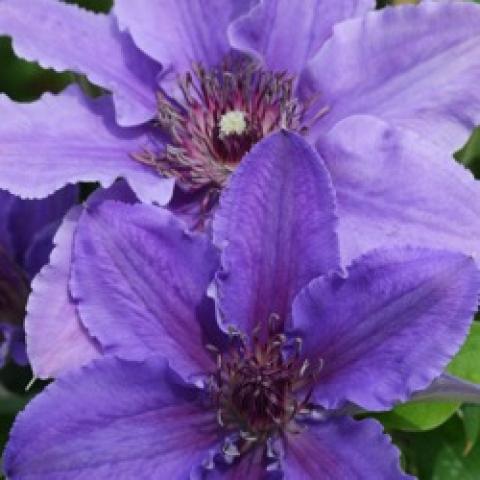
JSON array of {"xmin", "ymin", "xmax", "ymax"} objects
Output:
[{"xmin": 219, "ymin": 110, "xmax": 247, "ymax": 136}]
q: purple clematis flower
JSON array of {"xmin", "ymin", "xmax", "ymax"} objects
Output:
[
  {"xmin": 0, "ymin": 186, "xmax": 77, "ymax": 367},
  {"xmin": 0, "ymin": 0, "xmax": 480, "ymax": 247},
  {"xmin": 4, "ymin": 132, "xmax": 479, "ymax": 479}
]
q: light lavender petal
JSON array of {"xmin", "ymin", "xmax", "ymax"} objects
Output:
[
  {"xmin": 304, "ymin": 1, "xmax": 480, "ymax": 153},
  {"xmin": 0, "ymin": 85, "xmax": 173, "ymax": 204},
  {"xmin": 318, "ymin": 115, "xmax": 480, "ymax": 266},
  {"xmin": 114, "ymin": 0, "xmax": 237, "ymax": 89},
  {"xmin": 0, "ymin": 0, "xmax": 160, "ymax": 126},
  {"xmin": 26, "ymin": 207, "xmax": 101, "ymax": 379},
  {"xmin": 230, "ymin": 0, "xmax": 375, "ymax": 76}
]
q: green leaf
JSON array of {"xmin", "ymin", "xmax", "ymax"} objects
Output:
[
  {"xmin": 432, "ymin": 418, "xmax": 480, "ymax": 480},
  {"xmin": 0, "ymin": 387, "xmax": 29, "ymax": 416},
  {"xmin": 456, "ymin": 128, "xmax": 480, "ymax": 177},
  {"xmin": 376, "ymin": 401, "xmax": 460, "ymax": 432},
  {"xmin": 462, "ymin": 405, "xmax": 480, "ymax": 455},
  {"xmin": 0, "ymin": 413, "xmax": 15, "ymax": 450},
  {"xmin": 404, "ymin": 415, "xmax": 480, "ymax": 479},
  {"xmin": 447, "ymin": 322, "xmax": 480, "ymax": 383},
  {"xmin": 376, "ymin": 323, "xmax": 480, "ymax": 432}
]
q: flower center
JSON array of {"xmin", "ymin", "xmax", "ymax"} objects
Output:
[
  {"xmin": 219, "ymin": 110, "xmax": 248, "ymax": 137},
  {"xmin": 207, "ymin": 316, "xmax": 322, "ymax": 446},
  {"xmin": 134, "ymin": 63, "xmax": 305, "ymax": 195}
]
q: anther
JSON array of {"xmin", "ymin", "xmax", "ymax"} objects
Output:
[
  {"xmin": 202, "ymin": 454, "xmax": 215, "ymax": 470},
  {"xmin": 205, "ymin": 343, "xmax": 219, "ymax": 354},
  {"xmin": 240, "ymin": 431, "xmax": 258, "ymax": 443},
  {"xmin": 217, "ymin": 409, "xmax": 225, "ymax": 427},
  {"xmin": 300, "ymin": 359, "xmax": 310, "ymax": 377},
  {"xmin": 222, "ymin": 442, "xmax": 241, "ymax": 458},
  {"xmin": 268, "ymin": 313, "xmax": 281, "ymax": 333},
  {"xmin": 294, "ymin": 337, "xmax": 303, "ymax": 355}
]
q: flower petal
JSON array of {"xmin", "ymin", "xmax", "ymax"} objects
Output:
[
  {"xmin": 114, "ymin": 0, "xmax": 236, "ymax": 83},
  {"xmin": 71, "ymin": 201, "xmax": 219, "ymax": 380},
  {"xmin": 22, "ymin": 221, "xmax": 61, "ymax": 279},
  {"xmin": 292, "ymin": 247, "xmax": 480, "ymax": 411},
  {"xmin": 229, "ymin": 0, "xmax": 375, "ymax": 76},
  {"xmin": 282, "ymin": 417, "xmax": 411, "ymax": 479},
  {"xmin": 411, "ymin": 373, "xmax": 480, "ymax": 405},
  {"xmin": 0, "ymin": 85, "xmax": 173, "ymax": 204},
  {"xmin": 26, "ymin": 182, "xmax": 138, "ymax": 379},
  {"xmin": 318, "ymin": 115, "xmax": 480, "ymax": 266},
  {"xmin": 0, "ymin": 323, "xmax": 27, "ymax": 367},
  {"xmin": 4, "ymin": 357, "xmax": 221, "ymax": 480},
  {"xmin": 0, "ymin": 0, "xmax": 160, "ymax": 126},
  {"xmin": 214, "ymin": 132, "xmax": 340, "ymax": 337},
  {"xmin": 304, "ymin": 1, "xmax": 480, "ymax": 153},
  {"xmin": 7, "ymin": 185, "xmax": 77, "ymax": 270},
  {"xmin": 0, "ymin": 190, "xmax": 17, "ymax": 254},
  {"xmin": 26, "ymin": 206, "xmax": 101, "ymax": 379}
]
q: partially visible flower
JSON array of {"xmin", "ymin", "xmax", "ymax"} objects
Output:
[
  {"xmin": 0, "ymin": 0, "xmax": 479, "ymax": 238},
  {"xmin": 5, "ymin": 133, "xmax": 479, "ymax": 479},
  {"xmin": 0, "ymin": 186, "xmax": 77, "ymax": 366}
]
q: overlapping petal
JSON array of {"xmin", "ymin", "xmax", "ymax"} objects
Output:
[
  {"xmin": 230, "ymin": 0, "xmax": 375, "ymax": 75},
  {"xmin": 71, "ymin": 201, "xmax": 218, "ymax": 380},
  {"xmin": 0, "ymin": 190, "xmax": 16, "ymax": 253},
  {"xmin": 282, "ymin": 417, "xmax": 411, "ymax": 479},
  {"xmin": 0, "ymin": 323, "xmax": 27, "ymax": 367},
  {"xmin": 0, "ymin": 85, "xmax": 173, "ymax": 204},
  {"xmin": 6, "ymin": 185, "xmax": 77, "ymax": 272},
  {"xmin": 22, "ymin": 221, "xmax": 60, "ymax": 279},
  {"xmin": 412, "ymin": 373, "xmax": 480, "ymax": 405},
  {"xmin": 318, "ymin": 115, "xmax": 480, "ymax": 266},
  {"xmin": 214, "ymin": 132, "xmax": 340, "ymax": 337},
  {"xmin": 26, "ymin": 207, "xmax": 100, "ymax": 379},
  {"xmin": 293, "ymin": 247, "xmax": 480, "ymax": 411},
  {"xmin": 114, "ymin": 0, "xmax": 237, "ymax": 84},
  {"xmin": 4, "ymin": 357, "xmax": 221, "ymax": 480},
  {"xmin": 0, "ymin": 0, "xmax": 160, "ymax": 126},
  {"xmin": 304, "ymin": 1, "xmax": 480, "ymax": 153}
]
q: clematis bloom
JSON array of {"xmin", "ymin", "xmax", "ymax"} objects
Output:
[{"xmin": 4, "ymin": 133, "xmax": 479, "ymax": 479}]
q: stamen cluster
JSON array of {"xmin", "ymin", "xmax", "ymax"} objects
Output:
[
  {"xmin": 208, "ymin": 316, "xmax": 322, "ymax": 449},
  {"xmin": 134, "ymin": 64, "xmax": 305, "ymax": 194}
]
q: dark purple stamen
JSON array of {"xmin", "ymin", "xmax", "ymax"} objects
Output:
[{"xmin": 207, "ymin": 314, "xmax": 323, "ymax": 453}]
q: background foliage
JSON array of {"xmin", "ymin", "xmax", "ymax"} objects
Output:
[{"xmin": 0, "ymin": 1, "xmax": 479, "ymax": 478}]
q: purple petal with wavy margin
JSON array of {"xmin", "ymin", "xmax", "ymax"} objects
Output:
[
  {"xmin": 214, "ymin": 132, "xmax": 340, "ymax": 337},
  {"xmin": 293, "ymin": 247, "xmax": 480, "ymax": 411}
]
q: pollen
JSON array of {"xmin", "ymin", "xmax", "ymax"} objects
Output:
[{"xmin": 219, "ymin": 110, "xmax": 248, "ymax": 137}]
